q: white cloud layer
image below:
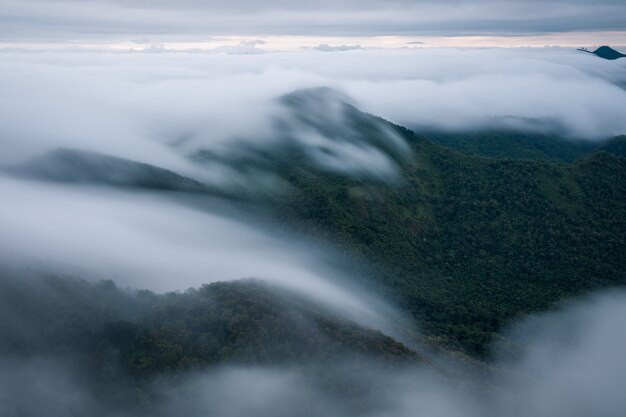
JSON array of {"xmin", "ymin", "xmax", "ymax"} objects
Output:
[{"xmin": 0, "ymin": 47, "xmax": 624, "ymax": 175}]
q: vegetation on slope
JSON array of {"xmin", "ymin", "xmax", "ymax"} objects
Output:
[
  {"xmin": 0, "ymin": 270, "xmax": 416, "ymax": 405},
  {"xmin": 6, "ymin": 89, "xmax": 625, "ymax": 360},
  {"xmin": 421, "ymin": 130, "xmax": 600, "ymax": 162},
  {"xmin": 270, "ymin": 123, "xmax": 626, "ymax": 356}
]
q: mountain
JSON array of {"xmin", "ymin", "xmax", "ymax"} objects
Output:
[
  {"xmin": 6, "ymin": 147, "xmax": 210, "ymax": 192},
  {"xmin": 274, "ymin": 138, "xmax": 625, "ymax": 355},
  {"xmin": 579, "ymin": 45, "xmax": 626, "ymax": 60},
  {"xmin": 256, "ymin": 89, "xmax": 626, "ymax": 356},
  {"xmin": 0, "ymin": 270, "xmax": 418, "ymax": 406},
  {"xmin": 7, "ymin": 88, "xmax": 626, "ymax": 358},
  {"xmin": 190, "ymin": 87, "xmax": 409, "ymax": 184}
]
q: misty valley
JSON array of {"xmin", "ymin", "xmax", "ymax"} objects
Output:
[{"xmin": 0, "ymin": 24, "xmax": 626, "ymax": 417}]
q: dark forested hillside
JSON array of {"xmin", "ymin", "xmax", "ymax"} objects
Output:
[
  {"xmin": 0, "ymin": 270, "xmax": 416, "ymax": 407},
  {"xmin": 421, "ymin": 130, "xmax": 608, "ymax": 162},
  {"xmin": 270, "ymin": 122, "xmax": 626, "ymax": 356}
]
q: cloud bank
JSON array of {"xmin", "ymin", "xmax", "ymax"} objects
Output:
[{"xmin": 0, "ymin": 47, "xmax": 625, "ymax": 172}]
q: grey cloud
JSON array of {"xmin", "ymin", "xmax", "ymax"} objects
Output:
[{"xmin": 1, "ymin": 0, "xmax": 626, "ymax": 40}]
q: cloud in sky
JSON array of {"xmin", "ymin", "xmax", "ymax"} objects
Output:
[
  {"xmin": 313, "ymin": 44, "xmax": 363, "ymax": 52},
  {"xmin": 1, "ymin": 0, "xmax": 626, "ymax": 42}
]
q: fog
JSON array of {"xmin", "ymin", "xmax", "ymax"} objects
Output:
[
  {"xmin": 2, "ymin": 291, "xmax": 625, "ymax": 417},
  {"xmin": 170, "ymin": 291, "xmax": 626, "ymax": 417},
  {"xmin": 0, "ymin": 173, "xmax": 410, "ymax": 335},
  {"xmin": 1, "ymin": 48, "xmax": 625, "ymax": 174}
]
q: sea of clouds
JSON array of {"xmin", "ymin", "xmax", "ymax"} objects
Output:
[
  {"xmin": 1, "ymin": 47, "xmax": 626, "ymax": 168},
  {"xmin": 0, "ymin": 46, "xmax": 625, "ymax": 416}
]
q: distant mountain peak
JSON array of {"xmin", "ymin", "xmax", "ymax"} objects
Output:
[{"xmin": 578, "ymin": 45, "xmax": 626, "ymax": 60}]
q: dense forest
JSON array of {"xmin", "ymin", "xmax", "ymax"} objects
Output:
[
  {"xmin": 421, "ymin": 130, "xmax": 599, "ymax": 161},
  {"xmin": 272, "ymin": 125, "xmax": 626, "ymax": 356},
  {"xmin": 0, "ymin": 270, "xmax": 417, "ymax": 408}
]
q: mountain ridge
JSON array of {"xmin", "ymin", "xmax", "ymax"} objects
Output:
[{"xmin": 4, "ymin": 88, "xmax": 625, "ymax": 357}]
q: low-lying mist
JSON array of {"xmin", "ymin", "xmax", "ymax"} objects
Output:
[
  {"xmin": 2, "ymin": 290, "xmax": 624, "ymax": 417},
  {"xmin": 1, "ymin": 47, "xmax": 625, "ymax": 173},
  {"xmin": 0, "ymin": 173, "xmax": 407, "ymax": 334}
]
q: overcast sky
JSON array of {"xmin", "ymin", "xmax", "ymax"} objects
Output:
[{"xmin": 1, "ymin": 0, "xmax": 625, "ymax": 47}]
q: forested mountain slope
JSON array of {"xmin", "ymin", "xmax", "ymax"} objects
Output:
[
  {"xmin": 420, "ymin": 130, "xmax": 625, "ymax": 162},
  {"xmin": 421, "ymin": 130, "xmax": 598, "ymax": 161},
  {"xmin": 8, "ymin": 89, "xmax": 625, "ymax": 358},
  {"xmin": 246, "ymin": 93, "xmax": 626, "ymax": 356},
  {"xmin": 0, "ymin": 271, "xmax": 416, "ymax": 407},
  {"xmin": 274, "ymin": 129, "xmax": 625, "ymax": 355}
]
